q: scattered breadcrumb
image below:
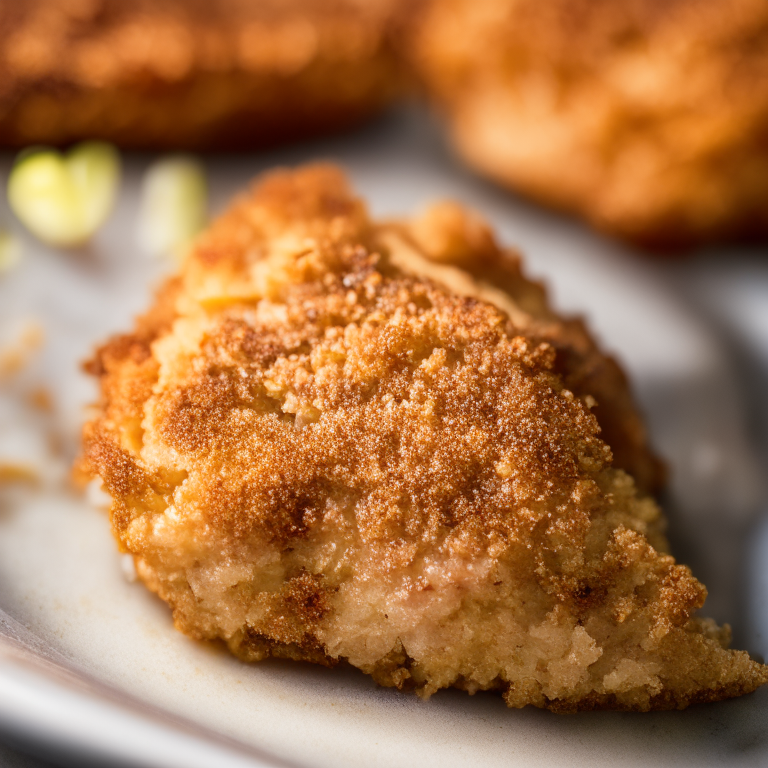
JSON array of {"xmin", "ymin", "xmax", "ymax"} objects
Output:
[
  {"xmin": 26, "ymin": 386, "xmax": 53, "ymax": 412},
  {"xmin": 0, "ymin": 463, "xmax": 37, "ymax": 484},
  {"xmin": 0, "ymin": 320, "xmax": 43, "ymax": 378},
  {"xmin": 0, "ymin": 317, "xmax": 65, "ymax": 486}
]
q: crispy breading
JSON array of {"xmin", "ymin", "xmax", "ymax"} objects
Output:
[
  {"xmin": 410, "ymin": 0, "xmax": 768, "ymax": 247},
  {"xmin": 79, "ymin": 164, "xmax": 767, "ymax": 711},
  {"xmin": 0, "ymin": 0, "xmax": 407, "ymax": 150}
]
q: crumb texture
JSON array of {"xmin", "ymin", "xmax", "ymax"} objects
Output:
[
  {"xmin": 80, "ymin": 164, "xmax": 767, "ymax": 711},
  {"xmin": 0, "ymin": 0, "xmax": 406, "ymax": 149},
  {"xmin": 410, "ymin": 0, "xmax": 768, "ymax": 247}
]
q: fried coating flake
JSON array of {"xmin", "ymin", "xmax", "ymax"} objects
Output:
[
  {"xmin": 79, "ymin": 165, "xmax": 767, "ymax": 711},
  {"xmin": 0, "ymin": 0, "xmax": 406, "ymax": 150},
  {"xmin": 411, "ymin": 0, "xmax": 768, "ymax": 247}
]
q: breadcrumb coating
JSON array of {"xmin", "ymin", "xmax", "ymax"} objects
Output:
[
  {"xmin": 410, "ymin": 0, "xmax": 768, "ymax": 247},
  {"xmin": 0, "ymin": 0, "xmax": 406, "ymax": 150},
  {"xmin": 80, "ymin": 164, "xmax": 767, "ymax": 711}
]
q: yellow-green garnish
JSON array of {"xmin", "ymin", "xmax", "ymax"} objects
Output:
[
  {"xmin": 137, "ymin": 156, "xmax": 208, "ymax": 260},
  {"xmin": 7, "ymin": 141, "xmax": 120, "ymax": 248},
  {"xmin": 0, "ymin": 230, "xmax": 22, "ymax": 273}
]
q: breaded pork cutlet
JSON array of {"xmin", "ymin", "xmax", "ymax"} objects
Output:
[
  {"xmin": 79, "ymin": 165, "xmax": 766, "ymax": 711},
  {"xmin": 410, "ymin": 0, "xmax": 768, "ymax": 248},
  {"xmin": 0, "ymin": 0, "xmax": 406, "ymax": 150}
]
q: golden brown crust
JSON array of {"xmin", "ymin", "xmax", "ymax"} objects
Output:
[
  {"xmin": 79, "ymin": 164, "xmax": 767, "ymax": 711},
  {"xmin": 0, "ymin": 0, "xmax": 408, "ymax": 149},
  {"xmin": 399, "ymin": 201, "xmax": 665, "ymax": 493},
  {"xmin": 410, "ymin": 0, "xmax": 768, "ymax": 247}
]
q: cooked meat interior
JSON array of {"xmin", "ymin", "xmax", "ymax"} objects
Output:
[{"xmin": 80, "ymin": 164, "xmax": 767, "ymax": 711}]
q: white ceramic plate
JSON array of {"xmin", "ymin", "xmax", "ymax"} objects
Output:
[{"xmin": 1, "ymin": 109, "xmax": 767, "ymax": 768}]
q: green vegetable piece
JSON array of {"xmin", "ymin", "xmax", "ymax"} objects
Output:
[
  {"xmin": 138, "ymin": 156, "xmax": 208, "ymax": 260},
  {"xmin": 7, "ymin": 141, "xmax": 120, "ymax": 248}
]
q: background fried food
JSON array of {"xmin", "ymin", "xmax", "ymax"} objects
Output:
[
  {"xmin": 410, "ymin": 0, "xmax": 768, "ymax": 247},
  {"xmin": 0, "ymin": 0, "xmax": 407, "ymax": 150},
  {"xmin": 79, "ymin": 164, "xmax": 766, "ymax": 711}
]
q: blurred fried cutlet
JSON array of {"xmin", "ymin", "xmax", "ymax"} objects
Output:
[
  {"xmin": 0, "ymin": 0, "xmax": 407, "ymax": 150},
  {"xmin": 79, "ymin": 164, "xmax": 766, "ymax": 711},
  {"xmin": 410, "ymin": 0, "xmax": 768, "ymax": 248}
]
